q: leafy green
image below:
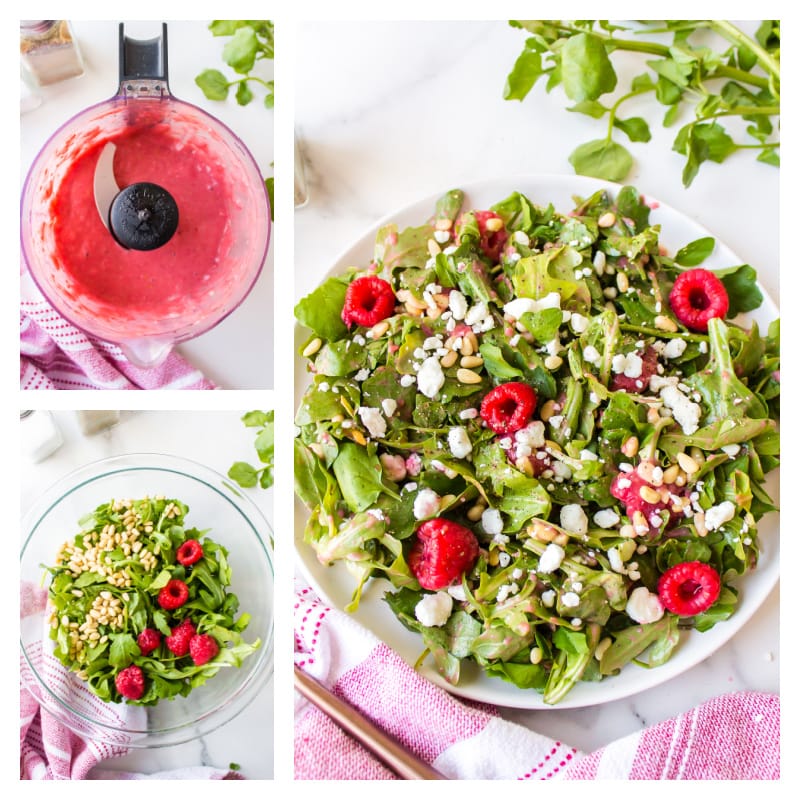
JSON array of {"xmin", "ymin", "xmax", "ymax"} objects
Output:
[
  {"xmin": 505, "ymin": 20, "xmax": 780, "ymax": 187},
  {"xmin": 44, "ymin": 497, "xmax": 260, "ymax": 705},
  {"xmin": 228, "ymin": 410, "xmax": 275, "ymax": 489}
]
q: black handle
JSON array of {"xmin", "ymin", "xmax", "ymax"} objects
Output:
[{"xmin": 118, "ymin": 22, "xmax": 169, "ymax": 85}]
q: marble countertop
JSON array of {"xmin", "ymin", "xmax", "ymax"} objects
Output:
[
  {"xmin": 294, "ymin": 20, "xmax": 779, "ymax": 755},
  {"xmin": 20, "ymin": 410, "xmax": 275, "ymax": 779},
  {"xmin": 20, "ymin": 20, "xmax": 274, "ymax": 389}
]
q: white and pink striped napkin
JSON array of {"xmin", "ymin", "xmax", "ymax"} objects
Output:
[
  {"xmin": 20, "ymin": 269, "xmax": 216, "ymax": 390},
  {"xmin": 20, "ymin": 584, "xmax": 239, "ymax": 780},
  {"xmin": 294, "ymin": 578, "xmax": 780, "ymax": 780}
]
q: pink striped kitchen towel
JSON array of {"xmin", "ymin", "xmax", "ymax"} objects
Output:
[
  {"xmin": 294, "ymin": 578, "xmax": 780, "ymax": 780},
  {"xmin": 20, "ymin": 584, "xmax": 239, "ymax": 780},
  {"xmin": 20, "ymin": 269, "xmax": 216, "ymax": 390}
]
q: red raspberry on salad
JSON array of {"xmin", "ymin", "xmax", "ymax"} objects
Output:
[
  {"xmin": 115, "ymin": 664, "xmax": 145, "ymax": 700},
  {"xmin": 176, "ymin": 539, "xmax": 203, "ymax": 566},
  {"xmin": 341, "ymin": 275, "xmax": 396, "ymax": 328},
  {"xmin": 408, "ymin": 518, "xmax": 480, "ymax": 591},
  {"xmin": 165, "ymin": 618, "xmax": 196, "ymax": 657},
  {"xmin": 473, "ymin": 210, "xmax": 508, "ymax": 262},
  {"xmin": 657, "ymin": 561, "xmax": 721, "ymax": 616},
  {"xmin": 669, "ymin": 268, "xmax": 729, "ymax": 332},
  {"xmin": 189, "ymin": 633, "xmax": 220, "ymax": 666},
  {"xmin": 137, "ymin": 628, "xmax": 161, "ymax": 656},
  {"xmin": 158, "ymin": 578, "xmax": 190, "ymax": 610},
  {"xmin": 480, "ymin": 382, "xmax": 538, "ymax": 435}
]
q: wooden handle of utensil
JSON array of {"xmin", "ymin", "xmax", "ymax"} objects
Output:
[{"xmin": 293, "ymin": 665, "xmax": 446, "ymax": 780}]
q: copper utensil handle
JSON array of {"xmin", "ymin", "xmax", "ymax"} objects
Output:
[{"xmin": 294, "ymin": 665, "xmax": 446, "ymax": 780}]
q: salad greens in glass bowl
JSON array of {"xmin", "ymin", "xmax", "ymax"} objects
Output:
[
  {"xmin": 294, "ymin": 177, "xmax": 779, "ymax": 707},
  {"xmin": 20, "ymin": 454, "xmax": 274, "ymax": 747}
]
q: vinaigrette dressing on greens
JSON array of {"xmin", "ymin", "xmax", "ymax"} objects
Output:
[{"xmin": 294, "ymin": 185, "xmax": 779, "ymax": 704}]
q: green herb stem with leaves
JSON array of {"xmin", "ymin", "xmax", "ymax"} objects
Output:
[
  {"xmin": 504, "ymin": 20, "xmax": 780, "ymax": 186},
  {"xmin": 228, "ymin": 411, "xmax": 276, "ymax": 490}
]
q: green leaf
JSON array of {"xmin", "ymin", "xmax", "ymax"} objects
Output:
[
  {"xmin": 503, "ymin": 42, "xmax": 545, "ymax": 101},
  {"xmin": 194, "ymin": 69, "xmax": 230, "ymax": 101},
  {"xmin": 569, "ymin": 139, "xmax": 633, "ymax": 182},
  {"xmin": 675, "ymin": 236, "xmax": 715, "ymax": 266},
  {"xmin": 718, "ymin": 264, "xmax": 764, "ymax": 317},
  {"xmin": 332, "ymin": 442, "xmax": 386, "ymax": 512},
  {"xmin": 560, "ymin": 33, "xmax": 617, "ymax": 102},
  {"xmin": 222, "ymin": 26, "xmax": 259, "ymax": 74},
  {"xmin": 235, "ymin": 80, "xmax": 254, "ymax": 106},
  {"xmin": 613, "ymin": 116, "xmax": 651, "ymax": 143},
  {"xmin": 294, "ymin": 276, "xmax": 350, "ymax": 341},
  {"xmin": 228, "ymin": 461, "xmax": 258, "ymax": 488}
]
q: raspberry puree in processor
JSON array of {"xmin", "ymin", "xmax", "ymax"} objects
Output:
[{"xmin": 50, "ymin": 121, "xmax": 237, "ymax": 313}]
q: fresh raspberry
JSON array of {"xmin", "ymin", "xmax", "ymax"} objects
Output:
[
  {"xmin": 158, "ymin": 578, "xmax": 189, "ymax": 610},
  {"xmin": 341, "ymin": 275, "xmax": 396, "ymax": 328},
  {"xmin": 176, "ymin": 539, "xmax": 203, "ymax": 566},
  {"xmin": 473, "ymin": 210, "xmax": 508, "ymax": 262},
  {"xmin": 189, "ymin": 633, "xmax": 220, "ymax": 666},
  {"xmin": 610, "ymin": 462, "xmax": 682, "ymax": 535},
  {"xmin": 115, "ymin": 664, "xmax": 145, "ymax": 700},
  {"xmin": 658, "ymin": 561, "xmax": 721, "ymax": 616},
  {"xmin": 610, "ymin": 346, "xmax": 659, "ymax": 393},
  {"xmin": 137, "ymin": 628, "xmax": 161, "ymax": 656},
  {"xmin": 408, "ymin": 518, "xmax": 480, "ymax": 591},
  {"xmin": 165, "ymin": 618, "xmax": 196, "ymax": 657},
  {"xmin": 480, "ymin": 382, "xmax": 538, "ymax": 435},
  {"xmin": 669, "ymin": 268, "xmax": 729, "ymax": 332}
]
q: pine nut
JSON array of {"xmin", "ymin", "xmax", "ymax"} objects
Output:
[
  {"xmin": 616, "ymin": 272, "xmax": 629, "ymax": 293},
  {"xmin": 598, "ymin": 211, "xmax": 616, "ymax": 228},
  {"xmin": 620, "ymin": 524, "xmax": 636, "ymax": 538},
  {"xmin": 639, "ymin": 485, "xmax": 661, "ymax": 504},
  {"xmin": 621, "ymin": 436, "xmax": 639, "ymax": 458},
  {"xmin": 677, "ymin": 452, "xmax": 699, "ymax": 474},
  {"xmin": 351, "ymin": 429, "xmax": 367, "ymax": 446},
  {"xmin": 435, "ymin": 218, "xmax": 453, "ymax": 231},
  {"xmin": 466, "ymin": 503, "xmax": 486, "ymax": 522},
  {"xmin": 662, "ymin": 464, "xmax": 680, "ymax": 484},
  {"xmin": 530, "ymin": 647, "xmax": 543, "ymax": 665},
  {"xmin": 544, "ymin": 355, "xmax": 563, "ymax": 370},
  {"xmin": 553, "ymin": 533, "xmax": 569, "ymax": 547},
  {"xmin": 440, "ymin": 350, "xmax": 458, "ymax": 368},
  {"xmin": 456, "ymin": 368, "xmax": 482, "ymax": 384},
  {"xmin": 370, "ymin": 320, "xmax": 389, "ymax": 338},
  {"xmin": 647, "ymin": 406, "xmax": 661, "ymax": 423},
  {"xmin": 460, "ymin": 336, "xmax": 474, "ymax": 356},
  {"xmin": 531, "ymin": 521, "xmax": 556, "ymax": 542},
  {"xmin": 694, "ymin": 511, "xmax": 708, "ymax": 537},
  {"xmin": 654, "ymin": 315, "xmax": 678, "ymax": 332},
  {"xmin": 539, "ymin": 399, "xmax": 558, "ymax": 422},
  {"xmin": 427, "ymin": 239, "xmax": 442, "ymax": 256},
  {"xmin": 516, "ymin": 455, "xmax": 534, "ymax": 476},
  {"xmin": 484, "ymin": 216, "xmax": 504, "ymax": 232},
  {"xmin": 460, "ymin": 355, "xmax": 483, "ymax": 368}
]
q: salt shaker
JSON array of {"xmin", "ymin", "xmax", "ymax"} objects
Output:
[
  {"xmin": 20, "ymin": 20, "xmax": 85, "ymax": 87},
  {"xmin": 20, "ymin": 410, "xmax": 64, "ymax": 462}
]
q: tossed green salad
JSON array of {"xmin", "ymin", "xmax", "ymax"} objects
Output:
[
  {"xmin": 294, "ymin": 185, "xmax": 779, "ymax": 704},
  {"xmin": 46, "ymin": 496, "xmax": 260, "ymax": 705}
]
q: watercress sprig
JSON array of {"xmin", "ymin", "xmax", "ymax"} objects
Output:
[{"xmin": 503, "ymin": 20, "xmax": 780, "ymax": 187}]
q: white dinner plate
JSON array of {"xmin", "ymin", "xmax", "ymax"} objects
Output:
[{"xmin": 293, "ymin": 174, "xmax": 780, "ymax": 710}]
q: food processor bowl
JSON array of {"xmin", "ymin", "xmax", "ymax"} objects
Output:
[{"xmin": 20, "ymin": 24, "xmax": 271, "ymax": 368}]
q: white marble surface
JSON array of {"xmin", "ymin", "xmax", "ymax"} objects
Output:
[
  {"xmin": 294, "ymin": 20, "xmax": 780, "ymax": 755},
  {"xmin": 20, "ymin": 410, "xmax": 275, "ymax": 779},
  {"xmin": 20, "ymin": 20, "xmax": 275, "ymax": 389}
]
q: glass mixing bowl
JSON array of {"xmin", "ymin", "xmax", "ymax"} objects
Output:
[{"xmin": 20, "ymin": 453, "xmax": 274, "ymax": 748}]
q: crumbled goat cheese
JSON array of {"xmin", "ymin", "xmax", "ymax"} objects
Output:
[
  {"xmin": 448, "ymin": 290, "xmax": 468, "ymax": 320},
  {"xmin": 611, "ymin": 352, "xmax": 643, "ymax": 378},
  {"xmin": 704, "ymin": 500, "xmax": 736, "ymax": 531},
  {"xmin": 400, "ymin": 374, "xmax": 416, "ymax": 387},
  {"xmin": 447, "ymin": 584, "xmax": 467, "ymax": 602},
  {"xmin": 593, "ymin": 508, "xmax": 620, "ymax": 529},
  {"xmin": 538, "ymin": 543, "xmax": 566, "ymax": 573},
  {"xmin": 357, "ymin": 406, "xmax": 386, "ymax": 438},
  {"xmin": 448, "ymin": 426, "xmax": 473, "ymax": 459},
  {"xmin": 515, "ymin": 421, "xmax": 545, "ymax": 449},
  {"xmin": 626, "ymin": 587, "xmax": 665, "ymax": 624},
  {"xmin": 561, "ymin": 591, "xmax": 581, "ymax": 608},
  {"xmin": 541, "ymin": 589, "xmax": 556, "ymax": 607},
  {"xmin": 381, "ymin": 398, "xmax": 397, "ymax": 418},
  {"xmin": 415, "ymin": 592, "xmax": 453, "ymax": 627},
  {"xmin": 481, "ymin": 508, "xmax": 503, "ymax": 536},
  {"xmin": 417, "ymin": 356, "xmax": 445, "ymax": 398},
  {"xmin": 570, "ymin": 313, "xmax": 589, "ymax": 333},
  {"xmin": 663, "ymin": 338, "xmax": 687, "ymax": 359},
  {"xmin": 608, "ymin": 547, "xmax": 626, "ymax": 574},
  {"xmin": 459, "ymin": 408, "xmax": 479, "ymax": 420},
  {"xmin": 413, "ymin": 488, "xmax": 441, "ymax": 520},
  {"xmin": 583, "ymin": 345, "xmax": 602, "ymax": 365},
  {"xmin": 560, "ymin": 504, "xmax": 588, "ymax": 536},
  {"xmin": 660, "ymin": 384, "xmax": 701, "ymax": 435}
]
